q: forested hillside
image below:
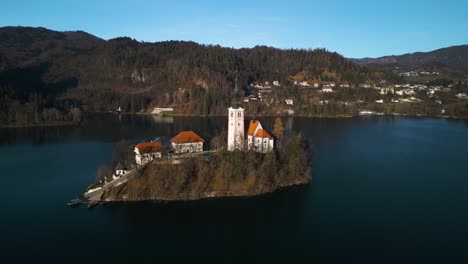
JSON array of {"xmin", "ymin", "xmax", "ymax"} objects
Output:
[{"xmin": 0, "ymin": 26, "xmax": 398, "ymax": 126}]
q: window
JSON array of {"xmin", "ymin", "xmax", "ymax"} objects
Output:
[
  {"xmin": 238, "ymin": 112, "xmax": 241, "ymax": 117},
  {"xmin": 231, "ymin": 113, "xmax": 233, "ymax": 117},
  {"xmin": 231, "ymin": 123, "xmax": 233, "ymax": 126},
  {"xmin": 238, "ymin": 123, "xmax": 240, "ymax": 126}
]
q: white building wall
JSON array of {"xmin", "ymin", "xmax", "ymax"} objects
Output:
[
  {"xmin": 248, "ymin": 135, "xmax": 274, "ymax": 153},
  {"xmin": 172, "ymin": 142, "xmax": 203, "ymax": 154},
  {"xmin": 134, "ymin": 147, "xmax": 162, "ymax": 165},
  {"xmin": 227, "ymin": 107, "xmax": 245, "ymax": 151}
]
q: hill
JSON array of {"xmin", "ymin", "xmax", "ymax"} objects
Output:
[
  {"xmin": 351, "ymin": 45, "xmax": 468, "ymax": 78},
  {"xmin": 0, "ymin": 26, "xmax": 398, "ymax": 126}
]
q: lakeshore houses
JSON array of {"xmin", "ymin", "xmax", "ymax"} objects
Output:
[
  {"xmin": 171, "ymin": 131, "xmax": 205, "ymax": 154},
  {"xmin": 134, "ymin": 141, "xmax": 163, "ymax": 165}
]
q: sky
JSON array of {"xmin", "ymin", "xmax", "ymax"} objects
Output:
[{"xmin": 1, "ymin": 0, "xmax": 467, "ymax": 58}]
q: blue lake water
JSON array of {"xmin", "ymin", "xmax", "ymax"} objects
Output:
[{"xmin": 1, "ymin": 114, "xmax": 467, "ymax": 262}]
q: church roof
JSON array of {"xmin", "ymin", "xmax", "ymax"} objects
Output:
[
  {"xmin": 135, "ymin": 141, "xmax": 162, "ymax": 154},
  {"xmin": 247, "ymin": 120, "xmax": 273, "ymax": 139},
  {"xmin": 115, "ymin": 162, "xmax": 123, "ymax": 170},
  {"xmin": 171, "ymin": 131, "xmax": 205, "ymax": 144},
  {"xmin": 247, "ymin": 120, "xmax": 261, "ymax": 136},
  {"xmin": 255, "ymin": 129, "xmax": 273, "ymax": 140}
]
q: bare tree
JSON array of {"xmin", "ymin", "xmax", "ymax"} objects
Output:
[{"xmin": 96, "ymin": 165, "xmax": 111, "ymax": 183}]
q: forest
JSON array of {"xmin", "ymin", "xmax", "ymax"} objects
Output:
[{"xmin": 0, "ymin": 26, "xmax": 402, "ymax": 126}]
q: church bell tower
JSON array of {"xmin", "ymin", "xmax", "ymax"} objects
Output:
[{"xmin": 227, "ymin": 73, "xmax": 244, "ymax": 151}]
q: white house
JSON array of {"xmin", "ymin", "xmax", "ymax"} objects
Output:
[
  {"xmin": 227, "ymin": 107, "xmax": 245, "ymax": 151},
  {"xmin": 151, "ymin": 107, "xmax": 174, "ymax": 115},
  {"xmin": 273, "ymin": 80, "xmax": 280, "ymax": 86},
  {"xmin": 247, "ymin": 120, "xmax": 274, "ymax": 153},
  {"xmin": 113, "ymin": 162, "xmax": 126, "ymax": 178},
  {"xmin": 322, "ymin": 87, "xmax": 333, "ymax": 93},
  {"xmin": 285, "ymin": 99, "xmax": 294, "ymax": 105},
  {"xmin": 134, "ymin": 141, "xmax": 163, "ymax": 165},
  {"xmin": 171, "ymin": 131, "xmax": 205, "ymax": 154}
]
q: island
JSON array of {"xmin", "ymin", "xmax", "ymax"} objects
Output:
[{"xmin": 78, "ymin": 108, "xmax": 311, "ymax": 207}]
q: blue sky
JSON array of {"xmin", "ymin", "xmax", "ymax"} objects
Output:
[{"xmin": 1, "ymin": 0, "xmax": 467, "ymax": 58}]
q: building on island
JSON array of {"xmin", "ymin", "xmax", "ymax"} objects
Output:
[
  {"xmin": 227, "ymin": 73, "xmax": 274, "ymax": 153},
  {"xmin": 114, "ymin": 162, "xmax": 126, "ymax": 177},
  {"xmin": 171, "ymin": 131, "xmax": 205, "ymax": 154},
  {"xmin": 247, "ymin": 120, "xmax": 274, "ymax": 153},
  {"xmin": 134, "ymin": 141, "xmax": 163, "ymax": 165},
  {"xmin": 227, "ymin": 107, "xmax": 245, "ymax": 151}
]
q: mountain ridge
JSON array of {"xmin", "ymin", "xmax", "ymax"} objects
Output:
[{"xmin": 350, "ymin": 45, "xmax": 468, "ymax": 76}]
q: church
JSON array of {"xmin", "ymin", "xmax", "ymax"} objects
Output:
[{"xmin": 227, "ymin": 75, "xmax": 274, "ymax": 153}]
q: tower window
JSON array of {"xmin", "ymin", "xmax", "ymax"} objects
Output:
[
  {"xmin": 231, "ymin": 123, "xmax": 233, "ymax": 126},
  {"xmin": 238, "ymin": 112, "xmax": 241, "ymax": 117},
  {"xmin": 231, "ymin": 113, "xmax": 233, "ymax": 117},
  {"xmin": 238, "ymin": 123, "xmax": 240, "ymax": 126}
]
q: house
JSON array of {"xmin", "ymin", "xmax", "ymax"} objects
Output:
[
  {"xmin": 273, "ymin": 80, "xmax": 280, "ymax": 86},
  {"xmin": 114, "ymin": 162, "xmax": 126, "ymax": 177},
  {"xmin": 321, "ymin": 86, "xmax": 333, "ymax": 93},
  {"xmin": 134, "ymin": 141, "xmax": 163, "ymax": 165},
  {"xmin": 171, "ymin": 131, "xmax": 205, "ymax": 154},
  {"xmin": 380, "ymin": 87, "xmax": 394, "ymax": 95},
  {"xmin": 152, "ymin": 107, "xmax": 174, "ymax": 115},
  {"xmin": 285, "ymin": 99, "xmax": 294, "ymax": 105},
  {"xmin": 247, "ymin": 120, "xmax": 274, "ymax": 153}
]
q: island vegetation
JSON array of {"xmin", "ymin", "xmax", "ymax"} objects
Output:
[
  {"xmin": 104, "ymin": 135, "xmax": 310, "ymax": 201},
  {"xmin": 90, "ymin": 118, "xmax": 312, "ymax": 202}
]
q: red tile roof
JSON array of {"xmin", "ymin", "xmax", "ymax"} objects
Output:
[
  {"xmin": 171, "ymin": 131, "xmax": 205, "ymax": 144},
  {"xmin": 255, "ymin": 129, "xmax": 273, "ymax": 139},
  {"xmin": 247, "ymin": 120, "xmax": 261, "ymax": 136},
  {"xmin": 135, "ymin": 141, "xmax": 162, "ymax": 154},
  {"xmin": 247, "ymin": 120, "xmax": 273, "ymax": 139}
]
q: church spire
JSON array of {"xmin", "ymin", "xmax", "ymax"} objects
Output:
[{"xmin": 231, "ymin": 71, "xmax": 241, "ymax": 108}]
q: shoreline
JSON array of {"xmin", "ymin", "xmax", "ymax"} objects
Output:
[
  {"xmin": 102, "ymin": 178, "xmax": 310, "ymax": 204},
  {"xmin": 3, "ymin": 113, "xmax": 467, "ymax": 129},
  {"xmin": 117, "ymin": 112, "xmax": 468, "ymax": 120},
  {"xmin": 0, "ymin": 121, "xmax": 79, "ymax": 129}
]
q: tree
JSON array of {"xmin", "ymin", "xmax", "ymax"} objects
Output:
[
  {"xmin": 273, "ymin": 117, "xmax": 285, "ymax": 139},
  {"xmin": 111, "ymin": 139, "xmax": 130, "ymax": 168},
  {"xmin": 96, "ymin": 165, "xmax": 111, "ymax": 183},
  {"xmin": 70, "ymin": 107, "xmax": 81, "ymax": 123},
  {"xmin": 210, "ymin": 129, "xmax": 227, "ymax": 150}
]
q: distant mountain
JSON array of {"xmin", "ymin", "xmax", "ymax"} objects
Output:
[
  {"xmin": 351, "ymin": 45, "xmax": 468, "ymax": 77},
  {"xmin": 0, "ymin": 26, "xmax": 104, "ymax": 71}
]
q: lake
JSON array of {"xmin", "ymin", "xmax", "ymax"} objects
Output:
[{"xmin": 1, "ymin": 114, "xmax": 467, "ymax": 262}]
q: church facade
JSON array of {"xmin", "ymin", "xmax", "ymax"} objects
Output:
[{"xmin": 226, "ymin": 107, "xmax": 274, "ymax": 153}]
